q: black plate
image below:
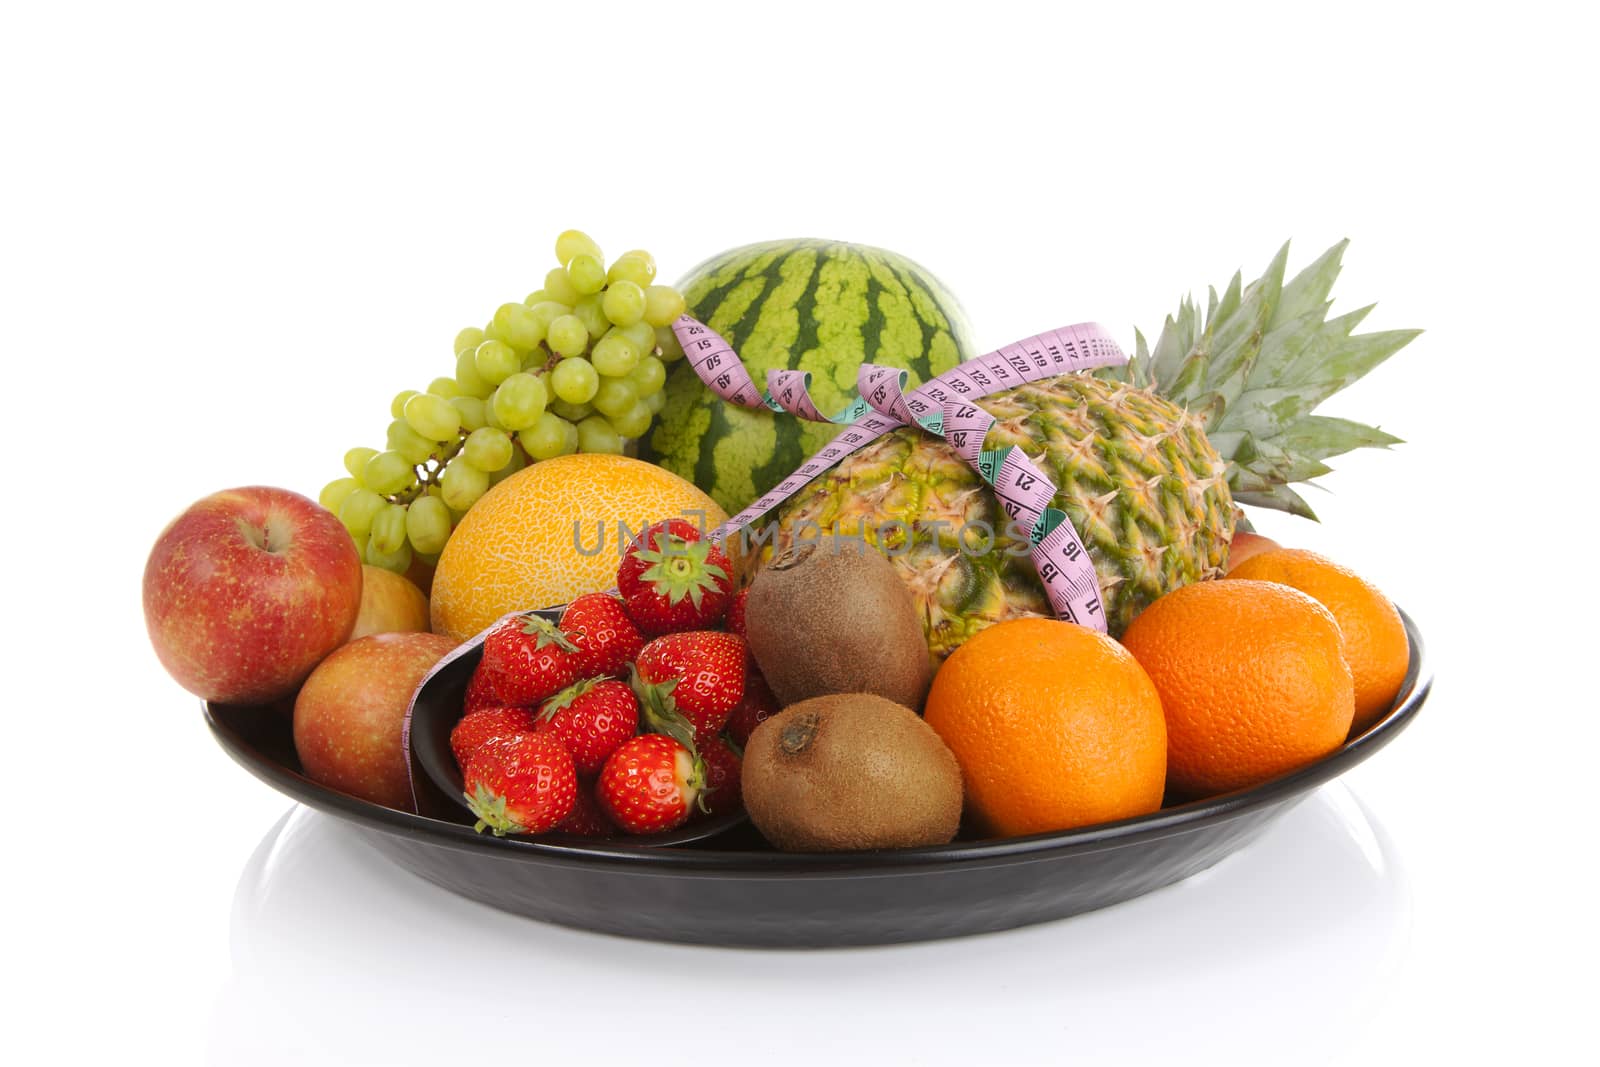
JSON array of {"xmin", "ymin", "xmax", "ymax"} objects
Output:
[
  {"xmin": 402, "ymin": 607, "xmax": 748, "ymax": 847},
  {"xmin": 205, "ymin": 610, "xmax": 1430, "ymax": 947}
]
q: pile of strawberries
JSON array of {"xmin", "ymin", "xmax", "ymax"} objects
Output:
[{"xmin": 452, "ymin": 519, "xmax": 780, "ymax": 838}]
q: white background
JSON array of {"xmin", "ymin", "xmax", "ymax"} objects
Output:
[{"xmin": 4, "ymin": 1, "xmax": 1595, "ymax": 1063}]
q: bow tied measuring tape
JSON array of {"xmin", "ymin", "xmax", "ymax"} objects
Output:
[{"xmin": 672, "ymin": 316, "xmax": 1128, "ymax": 630}]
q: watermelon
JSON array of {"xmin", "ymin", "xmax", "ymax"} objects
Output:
[{"xmin": 641, "ymin": 239, "xmax": 976, "ymax": 515}]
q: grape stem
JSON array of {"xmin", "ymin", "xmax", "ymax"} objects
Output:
[{"xmin": 390, "ymin": 432, "xmax": 466, "ymax": 506}]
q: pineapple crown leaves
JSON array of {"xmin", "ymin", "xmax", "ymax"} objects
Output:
[
  {"xmin": 539, "ymin": 676, "xmax": 602, "ymax": 720},
  {"xmin": 519, "ymin": 613, "xmax": 578, "ymax": 653},
  {"xmin": 1103, "ymin": 240, "xmax": 1418, "ymax": 520},
  {"xmin": 627, "ymin": 664, "xmax": 699, "ymax": 757},
  {"xmin": 636, "ymin": 535, "xmax": 728, "ymax": 609},
  {"xmin": 466, "ymin": 783, "xmax": 523, "ymax": 837}
]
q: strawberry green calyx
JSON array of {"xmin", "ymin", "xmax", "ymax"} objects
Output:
[
  {"xmin": 629, "ymin": 664, "xmax": 699, "ymax": 755},
  {"xmin": 519, "ymin": 614, "xmax": 578, "ymax": 652},
  {"xmin": 540, "ymin": 676, "xmax": 601, "ymax": 719},
  {"xmin": 466, "ymin": 783, "xmax": 524, "ymax": 837},
  {"xmin": 689, "ymin": 756, "xmax": 711, "ymax": 814},
  {"xmin": 637, "ymin": 536, "xmax": 729, "ymax": 610}
]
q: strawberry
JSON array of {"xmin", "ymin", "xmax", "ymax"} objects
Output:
[
  {"xmin": 724, "ymin": 588, "xmax": 749, "ymax": 638},
  {"xmin": 597, "ymin": 734, "xmax": 703, "ymax": 834},
  {"xmin": 559, "ymin": 593, "xmax": 644, "ymax": 678},
  {"xmin": 481, "ymin": 612, "xmax": 581, "ymax": 706},
  {"xmin": 632, "ymin": 630, "xmax": 747, "ymax": 745},
  {"xmin": 697, "ymin": 736, "xmax": 743, "ymax": 818},
  {"xmin": 553, "ymin": 785, "xmax": 615, "ymax": 837},
  {"xmin": 617, "ymin": 518, "xmax": 734, "ymax": 635},
  {"xmin": 535, "ymin": 677, "xmax": 639, "ymax": 776},
  {"xmin": 463, "ymin": 733, "xmax": 577, "ymax": 836},
  {"xmin": 463, "ymin": 662, "xmax": 502, "ymax": 716},
  {"xmin": 449, "ymin": 705, "xmax": 539, "ymax": 769},
  {"xmin": 725, "ymin": 667, "xmax": 780, "ymax": 747}
]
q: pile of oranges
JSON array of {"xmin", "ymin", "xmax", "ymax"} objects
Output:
[{"xmin": 924, "ymin": 535, "xmax": 1410, "ymax": 837}]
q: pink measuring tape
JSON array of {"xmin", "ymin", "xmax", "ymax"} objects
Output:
[{"xmin": 671, "ymin": 316, "xmax": 1128, "ymax": 631}]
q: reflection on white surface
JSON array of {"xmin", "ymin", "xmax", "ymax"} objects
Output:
[{"xmin": 209, "ymin": 785, "xmax": 1408, "ymax": 1067}]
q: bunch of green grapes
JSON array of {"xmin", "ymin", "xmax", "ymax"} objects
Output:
[{"xmin": 318, "ymin": 229, "xmax": 689, "ymax": 572}]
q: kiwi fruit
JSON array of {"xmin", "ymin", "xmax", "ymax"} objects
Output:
[
  {"xmin": 745, "ymin": 535, "xmax": 933, "ymax": 710},
  {"xmin": 743, "ymin": 693, "xmax": 962, "ymax": 851}
]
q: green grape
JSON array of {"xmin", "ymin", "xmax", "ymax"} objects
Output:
[
  {"xmin": 528, "ymin": 300, "xmax": 572, "ymax": 336},
  {"xmin": 550, "ymin": 356, "xmax": 600, "ymax": 404},
  {"xmin": 523, "ymin": 289, "xmax": 549, "ymax": 307},
  {"xmin": 404, "ymin": 392, "xmax": 462, "ymax": 441},
  {"xmin": 573, "ymin": 293, "xmax": 610, "ymax": 340},
  {"xmin": 371, "ymin": 503, "xmax": 409, "ymax": 555},
  {"xmin": 566, "ymin": 254, "xmax": 606, "ymax": 296},
  {"xmin": 454, "ymin": 349, "xmax": 495, "ymax": 399},
  {"xmin": 607, "ymin": 251, "xmax": 656, "ymax": 288},
  {"xmin": 601, "ymin": 280, "xmax": 646, "ymax": 326},
  {"xmin": 454, "ymin": 326, "xmax": 487, "ymax": 355},
  {"xmin": 547, "ymin": 314, "xmax": 588, "ymax": 358},
  {"xmin": 405, "ymin": 494, "xmax": 452, "ymax": 555},
  {"xmin": 618, "ymin": 319, "xmax": 656, "ymax": 356},
  {"xmin": 320, "ymin": 477, "xmax": 362, "ymax": 514},
  {"xmin": 549, "ymin": 398, "xmax": 594, "ymax": 422},
  {"xmin": 628, "ymin": 355, "xmax": 666, "ymax": 397},
  {"xmin": 463, "ymin": 426, "xmax": 513, "ymax": 471},
  {"xmin": 611, "ymin": 400, "xmax": 653, "ymax": 439},
  {"xmin": 591, "ymin": 333, "xmax": 639, "ymax": 377},
  {"xmin": 643, "ymin": 389, "xmax": 666, "ymax": 414},
  {"xmin": 488, "ymin": 446, "xmax": 526, "ymax": 487},
  {"xmin": 387, "ymin": 419, "xmax": 437, "ymax": 465},
  {"xmin": 482, "ymin": 398, "xmax": 505, "ymax": 430},
  {"xmin": 642, "ymin": 285, "xmax": 687, "ymax": 328},
  {"xmin": 592, "ymin": 377, "xmax": 638, "ymax": 418},
  {"xmin": 555, "ymin": 229, "xmax": 603, "ymax": 266},
  {"xmin": 576, "ymin": 415, "xmax": 624, "ymax": 455},
  {"xmin": 363, "ymin": 450, "xmax": 416, "ymax": 495},
  {"xmin": 440, "ymin": 457, "xmax": 490, "ymax": 510},
  {"xmin": 339, "ymin": 488, "xmax": 386, "ymax": 538},
  {"xmin": 491, "ymin": 372, "xmax": 548, "ymax": 431},
  {"xmin": 473, "ymin": 339, "xmax": 521, "ymax": 385},
  {"xmin": 494, "ymin": 302, "xmax": 545, "ymax": 349},
  {"xmin": 481, "ymin": 317, "xmax": 513, "ymax": 347},
  {"xmin": 343, "ymin": 447, "xmax": 378, "ymax": 479},
  {"xmin": 544, "ymin": 265, "xmax": 581, "ymax": 305},
  {"xmin": 426, "ymin": 377, "xmax": 462, "ymax": 399},
  {"xmin": 366, "ymin": 533, "xmax": 412, "ymax": 574},
  {"xmin": 449, "ymin": 394, "xmax": 488, "ymax": 432},
  {"xmin": 352, "ymin": 539, "xmax": 368, "ymax": 564},
  {"xmin": 390, "ymin": 389, "xmax": 419, "ymax": 419},
  {"xmin": 519, "ymin": 411, "xmax": 579, "ymax": 460},
  {"xmin": 656, "ymin": 325, "xmax": 685, "ymax": 361}
]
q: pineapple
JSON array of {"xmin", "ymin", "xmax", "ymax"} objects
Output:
[{"xmin": 753, "ymin": 241, "xmax": 1418, "ymax": 659}]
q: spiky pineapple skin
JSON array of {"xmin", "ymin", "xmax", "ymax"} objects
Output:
[{"xmin": 753, "ymin": 376, "xmax": 1235, "ymax": 659}]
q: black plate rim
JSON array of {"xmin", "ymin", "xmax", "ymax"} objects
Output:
[{"xmin": 206, "ymin": 608, "xmax": 1429, "ymax": 876}]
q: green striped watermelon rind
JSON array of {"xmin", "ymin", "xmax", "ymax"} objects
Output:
[{"xmin": 642, "ymin": 239, "xmax": 977, "ymax": 515}]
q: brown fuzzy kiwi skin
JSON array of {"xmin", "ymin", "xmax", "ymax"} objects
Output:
[
  {"xmin": 742, "ymin": 693, "xmax": 963, "ymax": 852},
  {"xmin": 744, "ymin": 536, "xmax": 934, "ymax": 711}
]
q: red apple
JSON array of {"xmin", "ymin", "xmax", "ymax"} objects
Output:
[
  {"xmin": 350, "ymin": 565, "xmax": 430, "ymax": 640},
  {"xmin": 1225, "ymin": 530, "xmax": 1283, "ymax": 574},
  {"xmin": 143, "ymin": 486, "xmax": 363, "ymax": 704},
  {"xmin": 292, "ymin": 632, "xmax": 458, "ymax": 810}
]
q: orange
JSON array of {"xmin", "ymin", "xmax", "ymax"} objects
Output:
[
  {"xmin": 1224, "ymin": 530, "xmax": 1282, "ymax": 574},
  {"xmin": 1229, "ymin": 548, "xmax": 1410, "ymax": 733},
  {"xmin": 923, "ymin": 617, "xmax": 1167, "ymax": 837},
  {"xmin": 430, "ymin": 454, "xmax": 726, "ymax": 640},
  {"xmin": 1121, "ymin": 579, "xmax": 1354, "ymax": 798}
]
